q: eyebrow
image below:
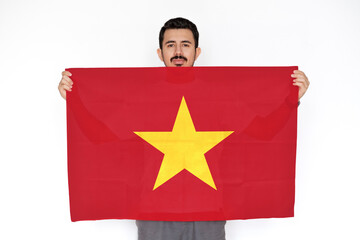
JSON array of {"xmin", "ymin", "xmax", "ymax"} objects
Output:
[
  {"xmin": 165, "ymin": 40, "xmax": 193, "ymax": 45},
  {"xmin": 181, "ymin": 40, "xmax": 192, "ymax": 44}
]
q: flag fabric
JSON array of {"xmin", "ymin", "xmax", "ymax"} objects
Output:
[{"xmin": 66, "ymin": 66, "xmax": 298, "ymax": 222}]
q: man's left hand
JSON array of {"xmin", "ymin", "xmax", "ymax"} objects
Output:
[{"xmin": 292, "ymin": 70, "xmax": 310, "ymax": 100}]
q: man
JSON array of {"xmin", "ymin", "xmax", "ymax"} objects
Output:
[{"xmin": 58, "ymin": 17, "xmax": 309, "ymax": 240}]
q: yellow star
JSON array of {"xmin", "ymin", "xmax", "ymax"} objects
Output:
[{"xmin": 134, "ymin": 97, "xmax": 233, "ymax": 190}]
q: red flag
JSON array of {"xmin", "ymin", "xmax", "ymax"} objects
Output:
[{"xmin": 66, "ymin": 67, "xmax": 298, "ymax": 221}]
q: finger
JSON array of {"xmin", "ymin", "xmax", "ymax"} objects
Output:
[
  {"xmin": 292, "ymin": 76, "xmax": 307, "ymax": 82},
  {"xmin": 59, "ymin": 77, "xmax": 73, "ymax": 88},
  {"xmin": 293, "ymin": 78, "xmax": 306, "ymax": 83},
  {"xmin": 62, "ymin": 71, "xmax": 72, "ymax": 77},
  {"xmin": 293, "ymin": 82, "xmax": 306, "ymax": 88},
  {"xmin": 294, "ymin": 82, "xmax": 308, "ymax": 90},
  {"xmin": 293, "ymin": 75, "xmax": 309, "ymax": 86},
  {"xmin": 62, "ymin": 75, "xmax": 73, "ymax": 85},
  {"xmin": 292, "ymin": 72, "xmax": 306, "ymax": 77},
  {"xmin": 293, "ymin": 70, "xmax": 304, "ymax": 74},
  {"xmin": 293, "ymin": 70, "xmax": 308, "ymax": 80},
  {"xmin": 59, "ymin": 79, "xmax": 72, "ymax": 89},
  {"xmin": 298, "ymin": 76, "xmax": 309, "ymax": 86},
  {"xmin": 60, "ymin": 84, "xmax": 72, "ymax": 92},
  {"xmin": 294, "ymin": 78, "xmax": 309, "ymax": 88},
  {"xmin": 294, "ymin": 82, "xmax": 307, "ymax": 99},
  {"xmin": 291, "ymin": 73, "xmax": 307, "ymax": 80}
]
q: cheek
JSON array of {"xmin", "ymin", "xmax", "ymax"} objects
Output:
[
  {"xmin": 184, "ymin": 49, "xmax": 196, "ymax": 58},
  {"xmin": 163, "ymin": 51, "xmax": 173, "ymax": 60}
]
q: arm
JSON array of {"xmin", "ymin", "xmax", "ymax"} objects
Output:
[
  {"xmin": 243, "ymin": 70, "xmax": 310, "ymax": 140},
  {"xmin": 58, "ymin": 70, "xmax": 118, "ymax": 143}
]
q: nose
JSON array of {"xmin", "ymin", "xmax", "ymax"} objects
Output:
[{"xmin": 175, "ymin": 44, "xmax": 182, "ymax": 55}]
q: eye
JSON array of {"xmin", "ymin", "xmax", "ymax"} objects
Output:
[
  {"xmin": 167, "ymin": 44, "xmax": 174, "ymax": 48},
  {"xmin": 182, "ymin": 43, "xmax": 190, "ymax": 47}
]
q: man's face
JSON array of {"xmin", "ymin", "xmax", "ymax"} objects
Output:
[{"xmin": 157, "ymin": 29, "xmax": 201, "ymax": 67}]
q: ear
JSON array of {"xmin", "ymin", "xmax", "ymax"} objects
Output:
[
  {"xmin": 195, "ymin": 47, "xmax": 201, "ymax": 60},
  {"xmin": 157, "ymin": 48, "xmax": 164, "ymax": 62}
]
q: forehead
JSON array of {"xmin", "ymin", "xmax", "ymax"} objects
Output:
[{"xmin": 163, "ymin": 29, "xmax": 195, "ymax": 43}]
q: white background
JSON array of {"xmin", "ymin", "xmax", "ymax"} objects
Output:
[{"xmin": 1, "ymin": 0, "xmax": 359, "ymax": 239}]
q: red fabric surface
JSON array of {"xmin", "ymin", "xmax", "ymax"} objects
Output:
[{"xmin": 66, "ymin": 67, "xmax": 298, "ymax": 221}]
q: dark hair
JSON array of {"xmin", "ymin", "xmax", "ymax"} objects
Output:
[{"xmin": 159, "ymin": 17, "xmax": 199, "ymax": 50}]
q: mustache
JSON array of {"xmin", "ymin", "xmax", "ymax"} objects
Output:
[{"xmin": 170, "ymin": 55, "xmax": 188, "ymax": 62}]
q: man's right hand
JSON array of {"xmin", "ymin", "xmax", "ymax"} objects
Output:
[{"xmin": 58, "ymin": 71, "xmax": 73, "ymax": 100}]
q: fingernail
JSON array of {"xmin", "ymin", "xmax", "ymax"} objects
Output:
[{"xmin": 291, "ymin": 74, "xmax": 295, "ymax": 77}]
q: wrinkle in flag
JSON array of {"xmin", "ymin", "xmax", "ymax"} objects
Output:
[{"xmin": 66, "ymin": 67, "xmax": 298, "ymax": 222}]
